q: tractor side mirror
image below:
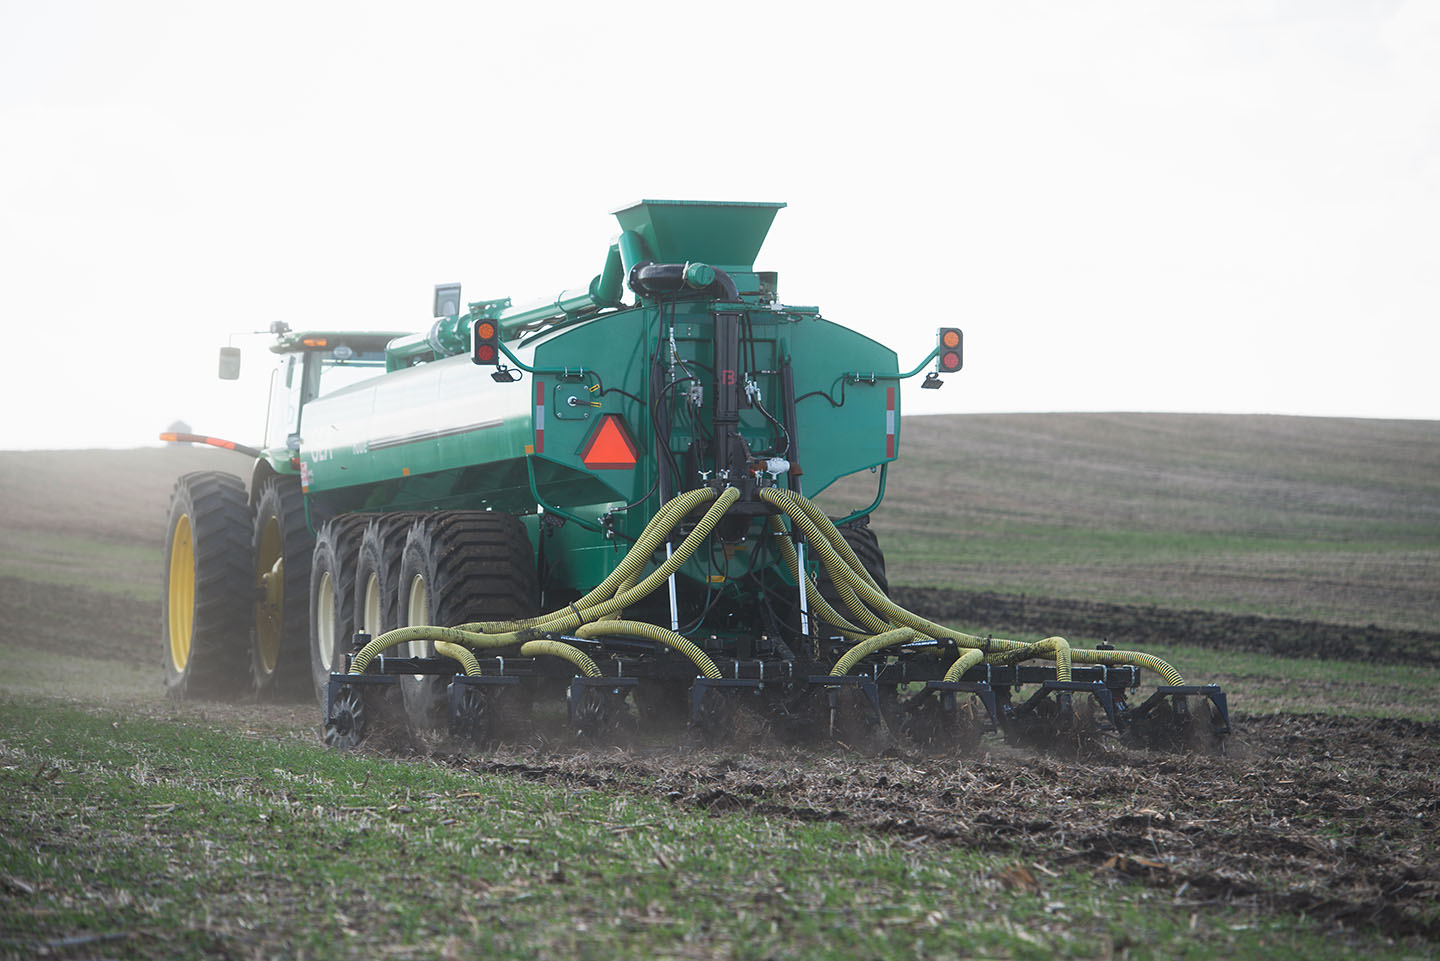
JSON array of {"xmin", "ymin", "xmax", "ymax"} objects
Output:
[{"xmin": 218, "ymin": 347, "xmax": 242, "ymax": 380}]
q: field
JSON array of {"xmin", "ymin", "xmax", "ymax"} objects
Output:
[{"xmin": 1, "ymin": 414, "xmax": 1438, "ymax": 959}]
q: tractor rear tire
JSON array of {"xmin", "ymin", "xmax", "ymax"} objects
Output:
[
  {"xmin": 308, "ymin": 515, "xmax": 369, "ymax": 705},
  {"xmin": 398, "ymin": 512, "xmax": 538, "ymax": 731},
  {"xmin": 163, "ymin": 471, "xmax": 252, "ymax": 700},
  {"xmin": 250, "ymin": 477, "xmax": 315, "ymax": 698}
]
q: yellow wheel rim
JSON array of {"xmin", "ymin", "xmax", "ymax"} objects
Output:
[
  {"xmin": 255, "ymin": 515, "xmax": 284, "ymax": 673},
  {"xmin": 167, "ymin": 514, "xmax": 195, "ymax": 672}
]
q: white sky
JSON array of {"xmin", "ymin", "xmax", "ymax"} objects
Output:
[{"xmin": 2, "ymin": 1, "xmax": 1437, "ymax": 450}]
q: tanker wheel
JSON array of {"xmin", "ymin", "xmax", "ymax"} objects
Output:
[
  {"xmin": 308, "ymin": 515, "xmax": 369, "ymax": 706},
  {"xmin": 162, "ymin": 471, "xmax": 253, "ymax": 699},
  {"xmin": 250, "ymin": 477, "xmax": 315, "ymax": 698},
  {"xmin": 398, "ymin": 512, "xmax": 539, "ymax": 731},
  {"xmin": 351, "ymin": 513, "xmax": 423, "ymax": 640}
]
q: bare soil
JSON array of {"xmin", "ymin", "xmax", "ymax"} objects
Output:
[{"xmin": 429, "ymin": 710, "xmax": 1440, "ymax": 941}]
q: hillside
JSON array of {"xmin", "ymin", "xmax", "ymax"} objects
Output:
[
  {"xmin": 1, "ymin": 413, "xmax": 1436, "ymax": 668},
  {"xmin": 820, "ymin": 413, "xmax": 1440, "ymax": 634}
]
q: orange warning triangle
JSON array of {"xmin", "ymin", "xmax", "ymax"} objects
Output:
[{"xmin": 580, "ymin": 414, "xmax": 639, "ymax": 469}]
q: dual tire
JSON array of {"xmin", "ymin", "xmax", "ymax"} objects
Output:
[
  {"xmin": 163, "ymin": 472, "xmax": 316, "ymax": 701},
  {"xmin": 396, "ymin": 513, "xmax": 539, "ymax": 729},
  {"xmin": 308, "ymin": 510, "xmax": 539, "ymax": 729},
  {"xmin": 166, "ymin": 471, "xmax": 539, "ymax": 718},
  {"xmin": 250, "ymin": 478, "xmax": 315, "ymax": 697}
]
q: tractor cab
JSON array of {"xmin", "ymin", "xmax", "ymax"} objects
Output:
[{"xmin": 255, "ymin": 328, "xmax": 408, "ymax": 453}]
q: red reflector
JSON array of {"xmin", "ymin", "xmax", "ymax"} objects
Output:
[
  {"xmin": 476, "ymin": 344, "xmax": 497, "ymax": 363},
  {"xmin": 580, "ymin": 414, "xmax": 639, "ymax": 470},
  {"xmin": 940, "ymin": 351, "xmax": 961, "ymax": 371}
]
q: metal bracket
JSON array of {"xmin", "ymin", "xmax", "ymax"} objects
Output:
[
  {"xmin": 689, "ymin": 677, "xmax": 764, "ymax": 726},
  {"xmin": 922, "ymin": 679, "xmax": 999, "ymax": 729},
  {"xmin": 807, "ymin": 675, "xmax": 883, "ymax": 727},
  {"xmin": 567, "ymin": 676, "xmax": 638, "ymax": 727},
  {"xmin": 1128, "ymin": 684, "xmax": 1231, "ymax": 735},
  {"xmin": 1038, "ymin": 679, "xmax": 1120, "ymax": 731}
]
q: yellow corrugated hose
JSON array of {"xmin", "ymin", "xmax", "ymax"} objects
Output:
[
  {"xmin": 348, "ymin": 484, "xmax": 1184, "ymax": 693},
  {"xmin": 574, "ymin": 620, "xmax": 722, "ymax": 679}
]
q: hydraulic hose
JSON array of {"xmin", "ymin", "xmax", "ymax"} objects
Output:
[
  {"xmin": 519, "ymin": 640, "xmax": 601, "ymax": 677},
  {"xmin": 574, "ymin": 620, "xmax": 722, "ymax": 679}
]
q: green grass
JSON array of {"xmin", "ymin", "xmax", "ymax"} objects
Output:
[
  {"xmin": 0, "ymin": 695, "xmax": 1421, "ymax": 961},
  {"xmin": 1135, "ymin": 642, "xmax": 1440, "ymax": 721}
]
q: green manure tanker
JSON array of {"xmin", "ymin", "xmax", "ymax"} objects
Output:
[{"xmin": 161, "ymin": 200, "xmax": 1228, "ymax": 750}]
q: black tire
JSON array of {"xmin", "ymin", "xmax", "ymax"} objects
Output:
[
  {"xmin": 308, "ymin": 515, "xmax": 369, "ymax": 705},
  {"xmin": 163, "ymin": 471, "xmax": 252, "ymax": 699},
  {"xmin": 816, "ymin": 518, "xmax": 889, "ymax": 633},
  {"xmin": 397, "ymin": 512, "xmax": 539, "ymax": 730},
  {"xmin": 250, "ymin": 476, "xmax": 315, "ymax": 697},
  {"xmin": 351, "ymin": 513, "xmax": 423, "ymax": 641}
]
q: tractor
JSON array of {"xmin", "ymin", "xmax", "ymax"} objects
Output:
[{"xmin": 162, "ymin": 200, "xmax": 1228, "ymax": 750}]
